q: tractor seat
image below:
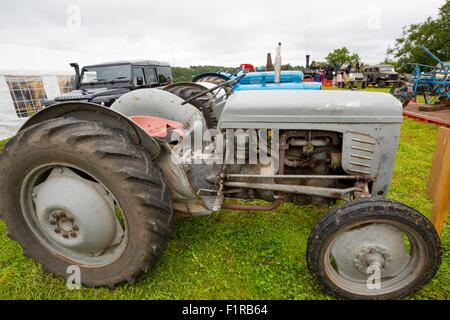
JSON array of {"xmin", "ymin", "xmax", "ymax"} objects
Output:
[{"xmin": 129, "ymin": 116, "xmax": 184, "ymax": 141}]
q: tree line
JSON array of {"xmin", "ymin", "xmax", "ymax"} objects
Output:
[
  {"xmin": 172, "ymin": 66, "xmax": 235, "ymax": 82},
  {"xmin": 387, "ymin": 1, "xmax": 449, "ymax": 73}
]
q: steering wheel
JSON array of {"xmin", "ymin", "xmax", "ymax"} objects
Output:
[{"xmin": 181, "ymin": 74, "xmax": 246, "ymax": 105}]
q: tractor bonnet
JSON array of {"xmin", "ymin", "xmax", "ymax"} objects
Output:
[{"xmin": 218, "ymin": 90, "xmax": 403, "ymax": 129}]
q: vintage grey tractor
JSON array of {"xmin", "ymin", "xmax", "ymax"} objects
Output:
[{"xmin": 0, "ymin": 80, "xmax": 442, "ymax": 300}]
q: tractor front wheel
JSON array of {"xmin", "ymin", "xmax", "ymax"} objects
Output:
[
  {"xmin": 306, "ymin": 198, "xmax": 442, "ymax": 300},
  {"xmin": 0, "ymin": 117, "xmax": 173, "ymax": 288}
]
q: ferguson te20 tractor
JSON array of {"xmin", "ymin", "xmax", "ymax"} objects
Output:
[{"xmin": 0, "ymin": 74, "xmax": 442, "ymax": 299}]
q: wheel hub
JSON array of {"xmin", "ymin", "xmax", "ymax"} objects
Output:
[
  {"xmin": 353, "ymin": 245, "xmax": 392, "ymax": 273},
  {"xmin": 50, "ymin": 211, "xmax": 79, "ymax": 238},
  {"xmin": 32, "ymin": 167, "xmax": 123, "ymax": 257},
  {"xmin": 330, "ymin": 223, "xmax": 410, "ymax": 282}
]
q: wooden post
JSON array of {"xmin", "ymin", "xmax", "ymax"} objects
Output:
[{"xmin": 426, "ymin": 127, "xmax": 450, "ymax": 235}]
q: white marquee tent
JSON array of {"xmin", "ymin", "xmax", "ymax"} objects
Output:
[{"xmin": 0, "ymin": 42, "xmax": 124, "ymax": 140}]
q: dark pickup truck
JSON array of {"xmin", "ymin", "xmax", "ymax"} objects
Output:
[{"xmin": 42, "ymin": 60, "xmax": 172, "ymax": 107}]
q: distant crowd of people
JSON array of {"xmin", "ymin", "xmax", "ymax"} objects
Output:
[{"xmin": 311, "ymin": 60, "xmax": 361, "ymax": 89}]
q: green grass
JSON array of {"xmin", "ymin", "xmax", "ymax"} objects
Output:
[
  {"xmin": 326, "ymin": 86, "xmax": 389, "ymax": 92},
  {"xmin": 0, "ymin": 139, "xmax": 7, "ymax": 150},
  {"xmin": 0, "ymin": 102, "xmax": 448, "ymax": 300}
]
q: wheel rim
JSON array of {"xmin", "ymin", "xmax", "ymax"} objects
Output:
[
  {"xmin": 19, "ymin": 162, "xmax": 129, "ymax": 268},
  {"xmin": 424, "ymin": 91, "xmax": 438, "ymax": 105},
  {"xmin": 323, "ymin": 219, "xmax": 427, "ymax": 296}
]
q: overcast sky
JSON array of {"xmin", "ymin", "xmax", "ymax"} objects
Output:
[{"xmin": 0, "ymin": 0, "xmax": 446, "ymax": 73}]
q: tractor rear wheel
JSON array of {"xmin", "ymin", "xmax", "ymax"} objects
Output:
[
  {"xmin": 0, "ymin": 117, "xmax": 173, "ymax": 289},
  {"xmin": 196, "ymin": 76, "xmax": 233, "ymax": 94},
  {"xmin": 307, "ymin": 198, "xmax": 442, "ymax": 300},
  {"xmin": 197, "ymin": 76, "xmax": 226, "ymax": 86},
  {"xmin": 164, "ymin": 84, "xmax": 218, "ymax": 129}
]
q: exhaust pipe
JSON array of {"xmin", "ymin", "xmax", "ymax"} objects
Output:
[
  {"xmin": 274, "ymin": 42, "xmax": 282, "ymax": 83},
  {"xmin": 70, "ymin": 62, "xmax": 80, "ymax": 90},
  {"xmin": 266, "ymin": 53, "xmax": 274, "ymax": 71},
  {"xmin": 306, "ymin": 55, "xmax": 310, "ymax": 69}
]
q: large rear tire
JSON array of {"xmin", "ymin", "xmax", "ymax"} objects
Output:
[
  {"xmin": 196, "ymin": 75, "xmax": 233, "ymax": 94},
  {"xmin": 197, "ymin": 76, "xmax": 227, "ymax": 87},
  {"xmin": 307, "ymin": 198, "xmax": 442, "ymax": 300},
  {"xmin": 164, "ymin": 84, "xmax": 218, "ymax": 129},
  {"xmin": 0, "ymin": 117, "xmax": 173, "ymax": 289}
]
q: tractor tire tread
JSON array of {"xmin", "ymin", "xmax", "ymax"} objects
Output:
[
  {"xmin": 164, "ymin": 85, "xmax": 218, "ymax": 128},
  {"xmin": 306, "ymin": 198, "xmax": 442, "ymax": 300},
  {"xmin": 0, "ymin": 117, "xmax": 173, "ymax": 289}
]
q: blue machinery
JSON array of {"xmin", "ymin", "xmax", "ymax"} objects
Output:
[
  {"xmin": 194, "ymin": 69, "xmax": 322, "ymax": 92},
  {"xmin": 390, "ymin": 46, "xmax": 449, "ymax": 107}
]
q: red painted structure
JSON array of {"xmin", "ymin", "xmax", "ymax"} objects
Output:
[
  {"xmin": 403, "ymin": 111, "xmax": 450, "ymax": 128},
  {"xmin": 239, "ymin": 64, "xmax": 256, "ymax": 73}
]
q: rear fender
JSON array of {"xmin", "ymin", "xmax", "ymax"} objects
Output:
[
  {"xmin": 110, "ymin": 88, "xmax": 207, "ymax": 133},
  {"xmin": 19, "ymin": 101, "xmax": 214, "ymax": 216},
  {"xmin": 162, "ymin": 81, "xmax": 212, "ymax": 92},
  {"xmin": 192, "ymin": 72, "xmax": 232, "ymax": 83},
  {"xmin": 19, "ymin": 102, "xmax": 162, "ymax": 160}
]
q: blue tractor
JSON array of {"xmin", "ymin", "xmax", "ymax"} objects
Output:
[
  {"xmin": 191, "ymin": 67, "xmax": 322, "ymax": 100},
  {"xmin": 164, "ymin": 68, "xmax": 322, "ymax": 128},
  {"xmin": 192, "ymin": 66, "xmax": 321, "ymax": 94},
  {"xmin": 233, "ymin": 70, "xmax": 322, "ymax": 91}
]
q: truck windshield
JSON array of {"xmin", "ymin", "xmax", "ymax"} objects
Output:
[
  {"xmin": 80, "ymin": 64, "xmax": 131, "ymax": 84},
  {"xmin": 379, "ymin": 66, "xmax": 395, "ymax": 72}
]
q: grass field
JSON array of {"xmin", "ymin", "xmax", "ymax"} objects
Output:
[{"xmin": 0, "ymin": 92, "xmax": 448, "ymax": 299}]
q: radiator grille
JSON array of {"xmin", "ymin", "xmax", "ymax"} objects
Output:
[{"xmin": 342, "ymin": 133, "xmax": 381, "ymax": 179}]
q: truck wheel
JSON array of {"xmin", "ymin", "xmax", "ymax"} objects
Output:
[
  {"xmin": 347, "ymin": 82, "xmax": 353, "ymax": 89},
  {"xmin": 0, "ymin": 117, "xmax": 173, "ymax": 289},
  {"xmin": 378, "ymin": 80, "xmax": 386, "ymax": 88},
  {"xmin": 164, "ymin": 84, "xmax": 218, "ymax": 129},
  {"xmin": 306, "ymin": 198, "xmax": 442, "ymax": 300},
  {"xmin": 361, "ymin": 81, "xmax": 367, "ymax": 89}
]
